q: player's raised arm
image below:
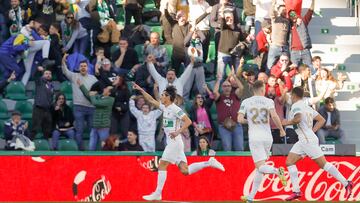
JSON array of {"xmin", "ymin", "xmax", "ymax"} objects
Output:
[{"xmin": 132, "ymin": 82, "xmax": 160, "ymax": 108}]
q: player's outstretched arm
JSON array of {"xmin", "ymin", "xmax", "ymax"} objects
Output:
[
  {"xmin": 132, "ymin": 82, "xmax": 160, "ymax": 108},
  {"xmin": 237, "ymin": 112, "xmax": 248, "ymax": 124},
  {"xmin": 269, "ymin": 109, "xmax": 286, "ymax": 137},
  {"xmin": 312, "ymin": 114, "xmax": 325, "ymax": 133}
]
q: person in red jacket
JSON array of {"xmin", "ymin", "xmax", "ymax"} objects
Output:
[
  {"xmin": 270, "ymin": 52, "xmax": 296, "ymax": 90},
  {"xmin": 255, "ymin": 20, "xmax": 272, "ymax": 71}
]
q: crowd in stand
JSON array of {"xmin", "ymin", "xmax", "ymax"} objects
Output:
[{"xmin": 0, "ymin": 0, "xmax": 348, "ymax": 152}]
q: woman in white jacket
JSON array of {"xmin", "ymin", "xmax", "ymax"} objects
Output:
[{"xmin": 129, "ymin": 96, "xmax": 162, "ymax": 152}]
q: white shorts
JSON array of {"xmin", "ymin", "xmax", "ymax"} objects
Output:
[
  {"xmin": 161, "ymin": 138, "xmax": 187, "ymax": 165},
  {"xmin": 290, "ymin": 139, "xmax": 324, "ymax": 159},
  {"xmin": 249, "ymin": 140, "xmax": 273, "ymax": 163}
]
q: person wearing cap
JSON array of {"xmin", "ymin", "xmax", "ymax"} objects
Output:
[
  {"xmin": 30, "ymin": 68, "xmax": 54, "ymax": 140},
  {"xmin": 62, "ymin": 53, "xmax": 98, "ymax": 150},
  {"xmin": 289, "ymin": 0, "xmax": 315, "ymax": 69},
  {"xmin": 94, "ymin": 58, "xmax": 117, "ymax": 87},
  {"xmin": 77, "ymin": 79, "xmax": 115, "ymax": 151},
  {"xmin": 4, "ymin": 111, "xmax": 33, "ymax": 150},
  {"xmin": 267, "ymin": 0, "xmax": 290, "ymax": 73}
]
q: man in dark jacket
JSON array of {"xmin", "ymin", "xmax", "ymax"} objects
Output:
[
  {"xmin": 289, "ymin": 0, "xmax": 314, "ymax": 68},
  {"xmin": 31, "ymin": 69, "xmax": 54, "ymax": 140},
  {"xmin": 317, "ymin": 97, "xmax": 345, "ymax": 144},
  {"xmin": 118, "ymin": 130, "xmax": 144, "ymax": 151}
]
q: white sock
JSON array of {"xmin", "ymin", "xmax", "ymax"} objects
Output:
[
  {"xmin": 154, "ymin": 170, "xmax": 167, "ymax": 194},
  {"xmin": 188, "ymin": 161, "xmax": 210, "ymax": 175},
  {"xmin": 323, "ymin": 162, "xmax": 348, "ymax": 186},
  {"xmin": 288, "ymin": 165, "xmax": 301, "ymax": 192},
  {"xmin": 258, "ymin": 164, "xmax": 278, "ymax": 174},
  {"xmin": 248, "ymin": 170, "xmax": 263, "ymax": 200}
]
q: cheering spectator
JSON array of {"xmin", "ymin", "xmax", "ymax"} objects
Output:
[
  {"xmin": 118, "ymin": 131, "xmax": 144, "ymax": 151},
  {"xmin": 289, "ymin": 0, "xmax": 314, "ymax": 68},
  {"xmin": 255, "ymin": 20, "xmax": 272, "ymax": 71},
  {"xmin": 129, "ymin": 95, "xmax": 162, "ymax": 152},
  {"xmin": 62, "ymin": 54, "xmax": 98, "ymax": 150},
  {"xmin": 267, "ymin": 0, "xmax": 290, "ymax": 71},
  {"xmin": 6, "ymin": 0, "xmax": 27, "ymax": 35},
  {"xmin": 317, "ymin": 97, "xmax": 345, "ymax": 144},
  {"xmin": 192, "ymin": 136, "xmax": 216, "ymax": 156},
  {"xmin": 94, "ymin": 58, "xmax": 117, "ymax": 87},
  {"xmin": 61, "ymin": 12, "xmax": 89, "ymax": 54},
  {"xmin": 270, "ymin": 52, "xmax": 296, "ymax": 90},
  {"xmin": 78, "ymin": 80, "xmax": 115, "ymax": 151},
  {"xmin": 51, "ymin": 93, "xmax": 75, "ymax": 150},
  {"xmin": 213, "ymin": 73, "xmax": 244, "ymax": 151},
  {"xmin": 159, "ymin": 0, "xmax": 178, "ymax": 43},
  {"xmin": 315, "ymin": 67, "xmax": 346, "ymax": 99},
  {"xmin": 293, "ymin": 64, "xmax": 316, "ymax": 99},
  {"xmin": 189, "ymin": 84, "xmax": 215, "ymax": 146}
]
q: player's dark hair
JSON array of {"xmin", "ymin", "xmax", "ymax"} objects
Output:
[
  {"xmin": 291, "ymin": 87, "xmax": 304, "ymax": 99},
  {"xmin": 252, "ymin": 80, "xmax": 265, "ymax": 92},
  {"xmin": 324, "ymin": 97, "xmax": 335, "ymax": 105},
  {"xmin": 164, "ymin": 86, "xmax": 177, "ymax": 102}
]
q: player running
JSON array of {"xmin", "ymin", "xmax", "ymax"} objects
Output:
[
  {"xmin": 282, "ymin": 87, "xmax": 353, "ymax": 201},
  {"xmin": 132, "ymin": 83, "xmax": 225, "ymax": 201},
  {"xmin": 238, "ymin": 81, "xmax": 287, "ymax": 203}
]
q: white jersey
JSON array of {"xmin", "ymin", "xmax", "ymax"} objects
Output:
[
  {"xmin": 239, "ymin": 96, "xmax": 275, "ymax": 141},
  {"xmin": 289, "ymin": 100, "xmax": 319, "ymax": 142},
  {"xmin": 159, "ymin": 103, "xmax": 186, "ymax": 144}
]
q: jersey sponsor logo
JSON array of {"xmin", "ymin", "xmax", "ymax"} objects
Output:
[
  {"xmin": 292, "ymin": 107, "xmax": 301, "ymax": 113},
  {"xmin": 163, "ymin": 119, "xmax": 174, "ymax": 127}
]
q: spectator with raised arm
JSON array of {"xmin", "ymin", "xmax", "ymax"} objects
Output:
[
  {"xmin": 61, "ymin": 53, "xmax": 98, "ymax": 150},
  {"xmin": 61, "ymin": 12, "xmax": 88, "ymax": 54},
  {"xmin": 213, "ymin": 71, "xmax": 244, "ymax": 151},
  {"xmin": 129, "ymin": 94, "xmax": 162, "ymax": 152}
]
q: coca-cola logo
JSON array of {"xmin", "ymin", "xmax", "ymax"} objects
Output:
[
  {"xmin": 137, "ymin": 156, "xmax": 161, "ymax": 172},
  {"xmin": 72, "ymin": 171, "xmax": 111, "ymax": 202},
  {"xmin": 243, "ymin": 161, "xmax": 360, "ymax": 201}
]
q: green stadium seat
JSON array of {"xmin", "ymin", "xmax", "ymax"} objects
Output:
[
  {"xmin": 5, "ymin": 81, "xmax": 28, "ymax": 100},
  {"xmin": 134, "ymin": 44, "xmax": 144, "ymax": 62},
  {"xmin": 58, "ymin": 139, "xmax": 78, "ymax": 151},
  {"xmin": 14, "ymin": 101, "xmax": 33, "ymax": 120},
  {"xmin": 207, "ymin": 41, "xmax": 216, "ymax": 63},
  {"xmin": 184, "ymin": 100, "xmax": 193, "ymax": 114},
  {"xmin": 83, "ymin": 139, "xmax": 102, "ymax": 151},
  {"xmin": 60, "ymin": 81, "xmax": 73, "ymax": 100},
  {"xmin": 0, "ymin": 99, "xmax": 9, "ymax": 119},
  {"xmin": 110, "ymin": 44, "xmax": 119, "ymax": 55},
  {"xmin": 144, "ymin": 0, "xmax": 156, "ymax": 9},
  {"xmin": 325, "ymin": 136, "xmax": 342, "ymax": 144},
  {"xmin": 163, "ymin": 44, "xmax": 173, "ymax": 60},
  {"xmin": 34, "ymin": 139, "xmax": 50, "ymax": 150},
  {"xmin": 0, "ymin": 119, "xmax": 5, "ymax": 138}
]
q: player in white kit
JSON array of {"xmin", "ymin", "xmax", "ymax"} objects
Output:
[
  {"xmin": 238, "ymin": 81, "xmax": 287, "ymax": 203},
  {"xmin": 282, "ymin": 87, "xmax": 353, "ymax": 201},
  {"xmin": 132, "ymin": 83, "xmax": 225, "ymax": 201}
]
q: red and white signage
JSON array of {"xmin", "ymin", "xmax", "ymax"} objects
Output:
[{"xmin": 0, "ymin": 156, "xmax": 358, "ymax": 201}]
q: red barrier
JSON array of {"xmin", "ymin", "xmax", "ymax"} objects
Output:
[{"xmin": 0, "ymin": 156, "xmax": 359, "ymax": 201}]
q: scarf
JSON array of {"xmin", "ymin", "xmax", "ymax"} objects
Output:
[
  {"xmin": 97, "ymin": 0, "xmax": 111, "ymax": 26},
  {"xmin": 9, "ymin": 7, "xmax": 23, "ymax": 35}
]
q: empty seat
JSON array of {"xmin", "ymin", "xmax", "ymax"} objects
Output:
[
  {"xmin": 207, "ymin": 41, "xmax": 216, "ymax": 63},
  {"xmin": 58, "ymin": 139, "xmax": 78, "ymax": 151},
  {"xmin": 60, "ymin": 81, "xmax": 73, "ymax": 100},
  {"xmin": 14, "ymin": 101, "xmax": 33, "ymax": 120},
  {"xmin": 0, "ymin": 99, "xmax": 9, "ymax": 119},
  {"xmin": 5, "ymin": 81, "xmax": 28, "ymax": 100},
  {"xmin": 34, "ymin": 139, "xmax": 50, "ymax": 151}
]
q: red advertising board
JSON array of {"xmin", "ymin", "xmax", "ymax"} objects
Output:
[{"xmin": 0, "ymin": 156, "xmax": 358, "ymax": 201}]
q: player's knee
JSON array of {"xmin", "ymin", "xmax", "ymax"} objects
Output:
[{"xmin": 285, "ymin": 159, "xmax": 293, "ymax": 167}]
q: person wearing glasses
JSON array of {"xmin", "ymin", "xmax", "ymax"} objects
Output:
[
  {"xmin": 132, "ymin": 83, "xmax": 225, "ymax": 201},
  {"xmin": 61, "ymin": 12, "xmax": 88, "ymax": 54},
  {"xmin": 270, "ymin": 52, "xmax": 296, "ymax": 91}
]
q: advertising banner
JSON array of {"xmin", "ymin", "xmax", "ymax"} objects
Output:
[{"xmin": 0, "ymin": 156, "xmax": 358, "ymax": 201}]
